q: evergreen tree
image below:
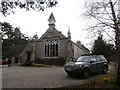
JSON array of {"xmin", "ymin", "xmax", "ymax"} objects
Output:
[
  {"xmin": 92, "ymin": 35, "xmax": 115, "ymax": 62},
  {"xmin": 1, "ymin": 22, "xmax": 29, "ymax": 56},
  {"xmin": 85, "ymin": 0, "xmax": 120, "ymax": 85}
]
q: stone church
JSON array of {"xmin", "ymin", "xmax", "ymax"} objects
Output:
[{"xmin": 20, "ymin": 13, "xmax": 90, "ymax": 63}]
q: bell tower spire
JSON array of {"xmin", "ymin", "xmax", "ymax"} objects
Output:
[{"xmin": 48, "ymin": 12, "xmax": 56, "ymax": 28}]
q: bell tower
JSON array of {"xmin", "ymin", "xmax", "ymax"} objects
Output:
[{"xmin": 48, "ymin": 12, "xmax": 56, "ymax": 28}]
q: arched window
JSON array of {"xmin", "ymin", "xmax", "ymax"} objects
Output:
[{"xmin": 45, "ymin": 40, "xmax": 58, "ymax": 57}]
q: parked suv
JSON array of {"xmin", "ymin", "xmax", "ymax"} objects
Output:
[{"xmin": 64, "ymin": 55, "xmax": 109, "ymax": 79}]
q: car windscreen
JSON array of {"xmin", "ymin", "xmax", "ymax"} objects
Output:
[{"xmin": 76, "ymin": 56, "xmax": 90, "ymax": 62}]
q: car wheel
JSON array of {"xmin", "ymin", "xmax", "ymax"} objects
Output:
[
  {"xmin": 102, "ymin": 66, "xmax": 108, "ymax": 74},
  {"xmin": 83, "ymin": 69, "xmax": 90, "ymax": 79}
]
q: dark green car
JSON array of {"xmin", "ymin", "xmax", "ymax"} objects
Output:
[{"xmin": 64, "ymin": 55, "xmax": 109, "ymax": 79}]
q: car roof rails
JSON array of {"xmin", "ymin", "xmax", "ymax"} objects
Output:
[
  {"xmin": 81, "ymin": 54, "xmax": 93, "ymax": 56},
  {"xmin": 81, "ymin": 54, "xmax": 104, "ymax": 56}
]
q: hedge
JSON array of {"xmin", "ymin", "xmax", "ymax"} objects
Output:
[{"xmin": 34, "ymin": 58, "xmax": 65, "ymax": 66}]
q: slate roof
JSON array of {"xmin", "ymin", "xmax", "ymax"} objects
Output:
[
  {"xmin": 39, "ymin": 27, "xmax": 67, "ymax": 41},
  {"xmin": 71, "ymin": 41, "xmax": 90, "ymax": 52}
]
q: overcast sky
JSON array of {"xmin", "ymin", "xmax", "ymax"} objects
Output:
[{"xmin": 0, "ymin": 0, "xmax": 93, "ymax": 49}]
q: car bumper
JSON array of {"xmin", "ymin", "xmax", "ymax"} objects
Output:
[{"xmin": 65, "ymin": 67, "xmax": 83, "ymax": 74}]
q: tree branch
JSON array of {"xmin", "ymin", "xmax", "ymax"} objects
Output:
[
  {"xmin": 87, "ymin": 11, "xmax": 115, "ymax": 29},
  {"xmin": 0, "ymin": 0, "xmax": 58, "ymax": 16}
]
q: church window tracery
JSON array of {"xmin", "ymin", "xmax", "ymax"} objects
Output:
[{"xmin": 45, "ymin": 40, "xmax": 58, "ymax": 57}]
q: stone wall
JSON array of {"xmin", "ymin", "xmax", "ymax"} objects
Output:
[{"xmin": 72, "ymin": 43, "xmax": 83, "ymax": 59}]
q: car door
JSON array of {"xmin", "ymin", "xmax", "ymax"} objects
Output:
[
  {"xmin": 89, "ymin": 56, "xmax": 98, "ymax": 72},
  {"xmin": 95, "ymin": 56, "xmax": 104, "ymax": 71}
]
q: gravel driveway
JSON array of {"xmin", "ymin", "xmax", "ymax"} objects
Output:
[{"xmin": 2, "ymin": 65, "xmax": 107, "ymax": 88}]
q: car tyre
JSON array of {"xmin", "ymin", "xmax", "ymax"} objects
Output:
[
  {"xmin": 102, "ymin": 66, "xmax": 108, "ymax": 74},
  {"xmin": 83, "ymin": 68, "xmax": 90, "ymax": 79}
]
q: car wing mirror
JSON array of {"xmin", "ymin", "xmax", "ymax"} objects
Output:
[{"xmin": 72, "ymin": 59, "xmax": 74, "ymax": 62}]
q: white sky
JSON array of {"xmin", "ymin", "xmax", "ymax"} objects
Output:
[{"xmin": 0, "ymin": 0, "xmax": 93, "ymax": 49}]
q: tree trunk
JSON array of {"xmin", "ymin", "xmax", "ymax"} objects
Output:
[
  {"xmin": 109, "ymin": 1, "xmax": 120, "ymax": 85},
  {"xmin": 115, "ymin": 44, "xmax": 120, "ymax": 85}
]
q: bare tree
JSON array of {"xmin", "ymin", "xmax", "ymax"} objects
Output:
[
  {"xmin": 0, "ymin": 0, "xmax": 58, "ymax": 16},
  {"xmin": 84, "ymin": 0, "xmax": 120, "ymax": 85}
]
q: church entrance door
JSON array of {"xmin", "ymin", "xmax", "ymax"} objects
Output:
[{"xmin": 26, "ymin": 51, "xmax": 31, "ymax": 61}]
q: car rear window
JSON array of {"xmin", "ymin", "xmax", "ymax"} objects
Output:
[{"xmin": 99, "ymin": 55, "xmax": 107, "ymax": 61}]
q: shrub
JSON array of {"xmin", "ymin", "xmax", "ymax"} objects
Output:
[
  {"xmin": 34, "ymin": 58, "xmax": 65, "ymax": 66},
  {"xmin": 20, "ymin": 60, "xmax": 33, "ymax": 66},
  {"xmin": 34, "ymin": 58, "xmax": 43, "ymax": 64},
  {"xmin": 103, "ymin": 77, "xmax": 109, "ymax": 85}
]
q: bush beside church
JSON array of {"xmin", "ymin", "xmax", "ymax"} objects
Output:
[{"xmin": 34, "ymin": 58, "xmax": 65, "ymax": 66}]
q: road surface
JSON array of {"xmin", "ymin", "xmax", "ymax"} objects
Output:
[{"xmin": 2, "ymin": 65, "xmax": 108, "ymax": 88}]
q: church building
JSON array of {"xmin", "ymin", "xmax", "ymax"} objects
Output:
[{"xmin": 20, "ymin": 13, "xmax": 90, "ymax": 64}]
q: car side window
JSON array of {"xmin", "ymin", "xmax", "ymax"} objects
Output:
[
  {"xmin": 90, "ymin": 56, "xmax": 97, "ymax": 62},
  {"xmin": 99, "ymin": 55, "xmax": 106, "ymax": 61},
  {"xmin": 96, "ymin": 56, "xmax": 102, "ymax": 61}
]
